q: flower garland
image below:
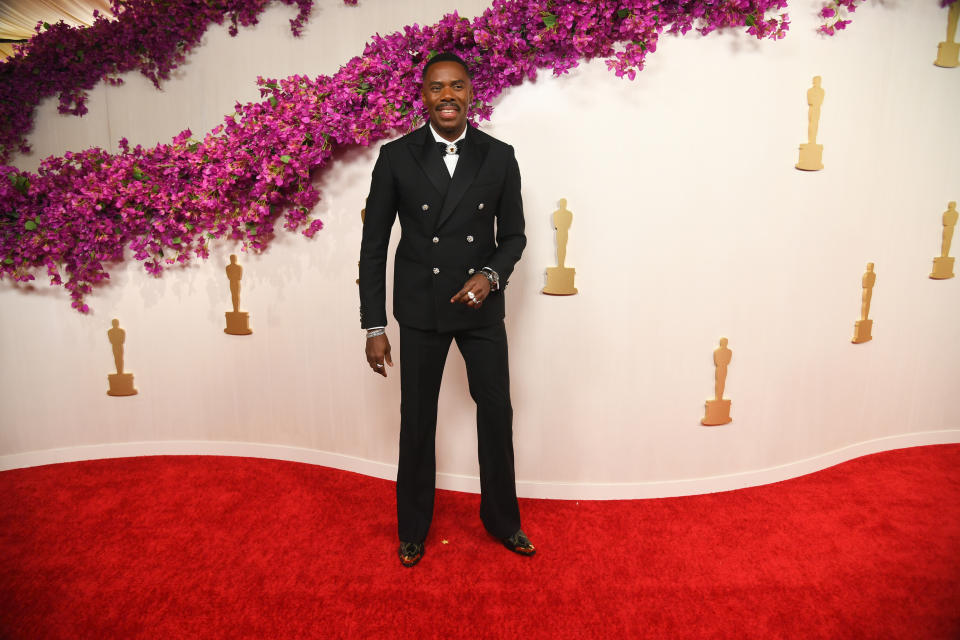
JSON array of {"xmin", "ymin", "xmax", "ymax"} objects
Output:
[
  {"xmin": 819, "ymin": 0, "xmax": 957, "ymax": 35},
  {"xmin": 0, "ymin": 0, "xmax": 358, "ymax": 164},
  {"xmin": 1, "ymin": 0, "xmax": 954, "ymax": 165},
  {"xmin": 0, "ymin": 0, "xmax": 951, "ymax": 312}
]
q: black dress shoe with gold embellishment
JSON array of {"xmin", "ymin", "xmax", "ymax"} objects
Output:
[
  {"xmin": 398, "ymin": 541, "xmax": 424, "ymax": 567},
  {"xmin": 502, "ymin": 529, "xmax": 536, "ymax": 556}
]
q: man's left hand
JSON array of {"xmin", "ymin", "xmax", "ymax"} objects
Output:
[{"xmin": 450, "ymin": 274, "xmax": 491, "ymax": 309}]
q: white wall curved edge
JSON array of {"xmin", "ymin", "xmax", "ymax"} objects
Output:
[
  {"xmin": 2, "ymin": 430, "xmax": 957, "ymax": 500},
  {"xmin": 2, "ymin": 1, "xmax": 958, "ymax": 496}
]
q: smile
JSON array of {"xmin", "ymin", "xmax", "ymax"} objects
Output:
[{"xmin": 437, "ymin": 106, "xmax": 459, "ymax": 120}]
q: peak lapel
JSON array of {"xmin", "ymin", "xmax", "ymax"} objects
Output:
[
  {"xmin": 435, "ymin": 126, "xmax": 488, "ymax": 231},
  {"xmin": 408, "ymin": 125, "xmax": 450, "ymax": 197}
]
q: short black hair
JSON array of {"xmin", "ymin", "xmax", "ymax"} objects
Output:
[{"xmin": 423, "ymin": 52, "xmax": 472, "ymax": 79}]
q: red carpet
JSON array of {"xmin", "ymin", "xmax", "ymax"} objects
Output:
[{"xmin": 1, "ymin": 445, "xmax": 959, "ymax": 639}]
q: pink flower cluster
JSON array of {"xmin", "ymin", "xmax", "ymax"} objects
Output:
[
  {"xmin": 818, "ymin": 0, "xmax": 956, "ymax": 36},
  {"xmin": 0, "ymin": 0, "xmax": 358, "ymax": 164},
  {"xmin": 0, "ymin": 0, "xmax": 911, "ymax": 312},
  {"xmin": 817, "ymin": 1, "xmax": 856, "ymax": 35}
]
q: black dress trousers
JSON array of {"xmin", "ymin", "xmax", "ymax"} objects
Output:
[{"xmin": 397, "ymin": 321, "xmax": 521, "ymax": 543}]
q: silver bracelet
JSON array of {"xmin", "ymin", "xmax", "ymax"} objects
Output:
[
  {"xmin": 481, "ymin": 266, "xmax": 499, "ymax": 292},
  {"xmin": 366, "ymin": 328, "xmax": 385, "ymax": 338}
]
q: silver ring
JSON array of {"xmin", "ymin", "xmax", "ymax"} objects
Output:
[
  {"xmin": 376, "ymin": 363, "xmax": 384, "ymax": 368},
  {"xmin": 467, "ymin": 291, "xmax": 476, "ymax": 300}
]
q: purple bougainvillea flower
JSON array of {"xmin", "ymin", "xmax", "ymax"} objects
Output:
[{"xmin": 2, "ymin": 0, "xmax": 947, "ymax": 311}]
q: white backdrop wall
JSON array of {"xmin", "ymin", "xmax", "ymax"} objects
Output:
[{"xmin": 1, "ymin": 0, "xmax": 958, "ymax": 498}]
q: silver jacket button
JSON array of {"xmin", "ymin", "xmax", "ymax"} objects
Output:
[
  {"xmin": 432, "ymin": 237, "xmax": 439, "ymax": 244},
  {"xmin": 468, "ymin": 268, "xmax": 475, "ymax": 275},
  {"xmin": 477, "ymin": 203, "xmax": 484, "ymax": 210},
  {"xmin": 432, "ymin": 267, "xmax": 440, "ymax": 275},
  {"xmin": 466, "ymin": 235, "xmax": 474, "ymax": 243},
  {"xmin": 422, "ymin": 204, "xmax": 429, "ymax": 211}
]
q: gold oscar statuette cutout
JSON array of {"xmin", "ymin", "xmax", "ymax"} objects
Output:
[
  {"xmin": 930, "ymin": 201, "xmax": 957, "ymax": 279},
  {"xmin": 935, "ymin": 2, "xmax": 960, "ymax": 68},
  {"xmin": 852, "ymin": 262, "xmax": 876, "ymax": 344},
  {"xmin": 542, "ymin": 198, "xmax": 578, "ymax": 295},
  {"xmin": 224, "ymin": 254, "xmax": 253, "ymax": 335},
  {"xmin": 107, "ymin": 319, "xmax": 138, "ymax": 396},
  {"xmin": 701, "ymin": 337, "xmax": 732, "ymax": 426},
  {"xmin": 796, "ymin": 76, "xmax": 825, "ymax": 171}
]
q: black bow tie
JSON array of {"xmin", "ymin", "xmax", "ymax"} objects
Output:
[{"xmin": 436, "ymin": 140, "xmax": 463, "ymax": 156}]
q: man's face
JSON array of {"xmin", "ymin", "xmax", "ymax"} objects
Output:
[{"xmin": 421, "ymin": 61, "xmax": 472, "ymax": 141}]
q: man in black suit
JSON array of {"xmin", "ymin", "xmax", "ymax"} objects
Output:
[{"xmin": 359, "ymin": 53, "xmax": 535, "ymax": 567}]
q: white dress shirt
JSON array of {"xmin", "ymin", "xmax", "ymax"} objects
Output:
[{"xmin": 429, "ymin": 124, "xmax": 466, "ymax": 177}]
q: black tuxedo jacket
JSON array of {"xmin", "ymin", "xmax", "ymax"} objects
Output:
[{"xmin": 359, "ymin": 124, "xmax": 526, "ymax": 332}]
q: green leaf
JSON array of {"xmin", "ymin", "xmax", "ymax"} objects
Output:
[
  {"xmin": 265, "ymin": 81, "xmax": 278, "ymax": 89},
  {"xmin": 9, "ymin": 174, "xmax": 30, "ymax": 195},
  {"xmin": 76, "ymin": 50, "xmax": 84, "ymax": 63},
  {"xmin": 542, "ymin": 12, "xmax": 557, "ymax": 28},
  {"xmin": 245, "ymin": 222, "xmax": 257, "ymax": 229},
  {"xmin": 171, "ymin": 237, "xmax": 182, "ymax": 244},
  {"xmin": 43, "ymin": 22, "xmax": 51, "ymax": 30},
  {"xmin": 745, "ymin": 14, "xmax": 756, "ymax": 26},
  {"xmin": 216, "ymin": 178, "xmax": 225, "ymax": 185},
  {"xmin": 3, "ymin": 257, "xmax": 13, "ymax": 265},
  {"xmin": 280, "ymin": 155, "xmax": 292, "ymax": 163},
  {"xmin": 184, "ymin": 223, "xmax": 195, "ymax": 231},
  {"xmin": 269, "ymin": 96, "xmax": 278, "ymax": 107},
  {"xmin": 206, "ymin": 233, "xmax": 216, "ymax": 239},
  {"xmin": 132, "ymin": 166, "xmax": 145, "ymax": 180},
  {"xmin": 188, "ymin": 142, "xmax": 200, "ymax": 152},
  {"xmin": 24, "ymin": 220, "xmax": 37, "ymax": 231},
  {"xmin": 617, "ymin": 9, "xmax": 630, "ymax": 19}
]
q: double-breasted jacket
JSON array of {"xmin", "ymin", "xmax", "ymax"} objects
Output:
[{"xmin": 359, "ymin": 124, "xmax": 526, "ymax": 332}]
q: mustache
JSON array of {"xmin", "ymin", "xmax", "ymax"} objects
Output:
[{"xmin": 436, "ymin": 102, "xmax": 460, "ymax": 110}]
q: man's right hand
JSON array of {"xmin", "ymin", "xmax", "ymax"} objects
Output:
[{"xmin": 365, "ymin": 334, "xmax": 393, "ymax": 377}]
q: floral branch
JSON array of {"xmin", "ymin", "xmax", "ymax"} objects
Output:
[
  {"xmin": 0, "ymin": 0, "xmax": 926, "ymax": 312},
  {"xmin": 818, "ymin": 0, "xmax": 957, "ymax": 36},
  {"xmin": 0, "ymin": 0, "xmax": 358, "ymax": 164}
]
